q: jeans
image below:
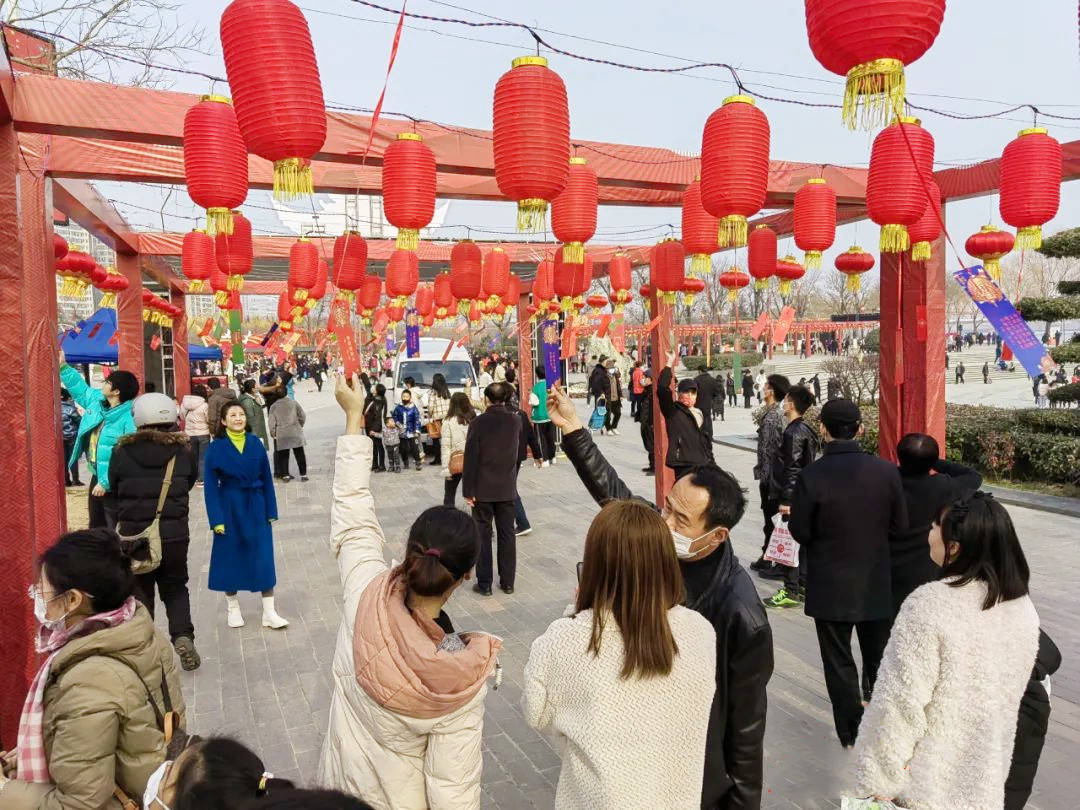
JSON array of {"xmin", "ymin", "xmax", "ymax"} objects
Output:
[
  {"xmin": 274, "ymin": 446, "xmax": 307, "ymax": 477},
  {"xmin": 369, "ymin": 435, "xmax": 385, "ymax": 469},
  {"xmin": 443, "ymin": 474, "xmax": 462, "ymax": 506},
  {"xmin": 814, "ymin": 618, "xmax": 892, "ymax": 746},
  {"xmin": 473, "ymin": 501, "xmax": 516, "ymax": 588},
  {"xmin": 132, "ymin": 539, "xmax": 194, "ymax": 641},
  {"xmin": 535, "ymin": 421, "xmax": 557, "ymax": 462},
  {"xmin": 189, "ymin": 434, "xmax": 210, "ymax": 482},
  {"xmin": 386, "ymin": 445, "xmax": 402, "ymax": 471}
]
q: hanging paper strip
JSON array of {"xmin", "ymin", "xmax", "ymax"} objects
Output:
[
  {"xmin": 540, "ymin": 319, "xmax": 561, "ymax": 387},
  {"xmin": 749, "ymin": 312, "xmax": 770, "ymax": 341},
  {"xmin": 329, "ymin": 298, "xmax": 360, "ymax": 378},
  {"xmin": 772, "ymin": 306, "xmax": 797, "ymax": 345},
  {"xmin": 405, "ymin": 309, "xmax": 421, "ymax": 357}
]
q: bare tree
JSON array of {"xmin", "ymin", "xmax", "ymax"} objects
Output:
[
  {"xmin": 4, "ymin": 0, "xmax": 206, "ymax": 88},
  {"xmin": 817, "ymin": 271, "xmax": 879, "ymax": 317},
  {"xmin": 821, "ymin": 354, "xmax": 880, "ymax": 404}
]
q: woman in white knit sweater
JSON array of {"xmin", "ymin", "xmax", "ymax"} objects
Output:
[
  {"xmin": 855, "ymin": 491, "xmax": 1040, "ymax": 810},
  {"xmin": 524, "ymin": 499, "xmax": 716, "ymax": 810}
]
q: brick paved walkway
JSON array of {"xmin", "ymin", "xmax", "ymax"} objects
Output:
[{"xmin": 155, "ymin": 382, "xmax": 1075, "ymax": 809}]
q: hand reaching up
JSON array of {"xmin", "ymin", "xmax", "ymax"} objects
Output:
[
  {"xmin": 547, "ymin": 383, "xmax": 584, "ymax": 435},
  {"xmin": 335, "ymin": 373, "xmax": 366, "ymax": 435}
]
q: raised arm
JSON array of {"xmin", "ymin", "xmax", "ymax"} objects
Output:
[
  {"xmin": 656, "ymin": 366, "xmax": 676, "ymax": 420},
  {"xmin": 932, "ymin": 458, "xmax": 983, "ymax": 493},
  {"xmin": 59, "ymin": 362, "xmax": 100, "ymax": 411}
]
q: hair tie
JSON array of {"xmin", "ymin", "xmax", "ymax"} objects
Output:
[
  {"xmin": 424, "ymin": 548, "xmax": 441, "ymax": 558},
  {"xmin": 257, "ymin": 771, "xmax": 273, "ymax": 795}
]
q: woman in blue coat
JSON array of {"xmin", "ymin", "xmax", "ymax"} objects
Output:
[{"xmin": 203, "ymin": 401, "xmax": 289, "ymax": 630}]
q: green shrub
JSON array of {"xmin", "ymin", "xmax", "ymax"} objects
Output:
[
  {"xmin": 1014, "ymin": 433, "xmax": 1080, "ymax": 484},
  {"xmin": 1036, "ymin": 228, "xmax": 1080, "ymax": 258},
  {"xmin": 1058, "ymin": 280, "xmax": 1080, "ymax": 295},
  {"xmin": 1050, "ymin": 342, "xmax": 1080, "ymax": 364},
  {"xmin": 682, "ymin": 352, "xmax": 764, "ymax": 372},
  {"xmin": 1048, "ymin": 382, "xmax": 1080, "ymax": 404},
  {"xmin": 1017, "ymin": 296, "xmax": 1080, "ymax": 323},
  {"xmin": 863, "ymin": 328, "xmax": 880, "ymax": 353},
  {"xmin": 1015, "ymin": 408, "xmax": 1080, "ymax": 434}
]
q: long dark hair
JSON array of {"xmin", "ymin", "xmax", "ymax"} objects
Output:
[
  {"xmin": 396, "ymin": 506, "xmax": 480, "ymax": 597},
  {"xmin": 938, "ymin": 492, "xmax": 1030, "ymax": 610},
  {"xmin": 39, "ymin": 528, "xmax": 133, "ymax": 613},
  {"xmin": 431, "ymin": 373, "xmax": 451, "ymax": 400},
  {"xmin": 172, "ymin": 737, "xmax": 294, "ymax": 810},
  {"xmin": 446, "ymin": 392, "xmax": 475, "ymax": 425}
]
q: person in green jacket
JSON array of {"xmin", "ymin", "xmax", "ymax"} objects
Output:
[
  {"xmin": 59, "ymin": 350, "xmax": 139, "ymax": 529},
  {"xmin": 530, "ymin": 365, "xmax": 557, "ymax": 466},
  {"xmin": 239, "ymin": 379, "xmax": 270, "ymax": 450}
]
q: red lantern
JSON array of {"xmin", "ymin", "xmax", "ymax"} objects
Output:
[
  {"xmin": 183, "ymin": 95, "xmax": 248, "ymax": 235},
  {"xmin": 793, "ymin": 178, "xmax": 836, "ymax": 269},
  {"xmin": 468, "ymin": 300, "xmax": 482, "ymax": 322},
  {"xmin": 775, "ymin": 255, "xmax": 805, "ymax": 296},
  {"xmin": 748, "ymin": 224, "xmax": 777, "ymax": 291},
  {"xmin": 333, "ymin": 231, "xmax": 367, "ymax": 297},
  {"xmin": 867, "ymin": 117, "xmax": 935, "ymax": 253},
  {"xmin": 209, "ymin": 256, "xmax": 230, "ymax": 307},
  {"xmin": 532, "ymin": 259, "xmax": 555, "ymax": 307},
  {"xmin": 834, "ymin": 246, "xmax": 875, "ymax": 292},
  {"xmin": 553, "ymin": 251, "xmax": 582, "ymax": 309},
  {"xmin": 182, "ymin": 229, "xmax": 215, "ymax": 293},
  {"xmin": 805, "ymin": 0, "xmax": 946, "ymax": 129},
  {"xmin": 97, "ymin": 269, "xmax": 129, "ymax": 308},
  {"xmin": 493, "ymin": 56, "xmax": 570, "ymax": 231},
  {"xmin": 386, "ymin": 249, "xmax": 419, "ymax": 307},
  {"xmin": 215, "ymin": 210, "xmax": 253, "ymax": 289},
  {"xmin": 303, "ymin": 259, "xmax": 328, "ymax": 313},
  {"xmin": 908, "ymin": 180, "xmax": 942, "ymax": 261},
  {"xmin": 220, "ymin": 0, "xmax": 326, "ymax": 200},
  {"xmin": 965, "ymin": 226, "xmax": 1014, "ymax": 282},
  {"xmin": 682, "ymin": 276, "xmax": 707, "ymax": 307},
  {"xmin": 422, "ymin": 312, "xmax": 435, "ymax": 329},
  {"xmin": 450, "ymin": 240, "xmax": 483, "ymax": 308},
  {"xmin": 586, "ymin": 294, "xmax": 609, "ymax": 313},
  {"xmin": 386, "ymin": 304, "xmax": 406, "ymax": 325},
  {"xmin": 54, "ymin": 234, "xmax": 68, "ymax": 260},
  {"xmin": 717, "ymin": 269, "xmax": 750, "ymax": 302},
  {"xmin": 481, "ymin": 246, "xmax": 510, "ymax": 306},
  {"xmin": 287, "ymin": 237, "xmax": 319, "ymax": 303},
  {"xmin": 89, "ymin": 264, "xmax": 109, "ymax": 288},
  {"xmin": 551, "ymin": 157, "xmax": 597, "ymax": 263},
  {"xmin": 56, "ymin": 251, "xmax": 96, "ymax": 297},
  {"xmin": 700, "ymin": 96, "xmax": 770, "ymax": 248},
  {"xmin": 356, "ymin": 275, "xmax": 382, "ymax": 321},
  {"xmin": 382, "ymin": 133, "xmax": 436, "ymax": 251},
  {"xmin": 277, "ymin": 290, "xmax": 295, "ymax": 331},
  {"xmin": 608, "ymin": 251, "xmax": 633, "ymax": 312},
  {"xmin": 1000, "ymin": 127, "xmax": 1062, "ymax": 250},
  {"xmin": 415, "ymin": 284, "xmax": 435, "ymax": 318},
  {"xmin": 650, "ymin": 238, "xmax": 686, "ymax": 303},
  {"xmin": 639, "ymin": 283, "xmax": 653, "ymax": 312},
  {"xmin": 433, "ymin": 272, "xmax": 454, "ymax": 319},
  {"xmin": 681, "ymin": 177, "xmax": 719, "ymax": 277},
  {"xmin": 501, "ymin": 273, "xmax": 522, "ymax": 310}
]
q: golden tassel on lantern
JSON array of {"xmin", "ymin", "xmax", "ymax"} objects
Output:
[
  {"xmin": 985, "ymin": 258, "xmax": 1002, "ymax": 281},
  {"xmin": 843, "ymin": 58, "xmax": 905, "ymax": 131},
  {"xmin": 100, "ymin": 292, "xmax": 117, "ymax": 309},
  {"xmin": 516, "ymin": 198, "xmax": 548, "ymax": 232},
  {"xmin": 60, "ymin": 277, "xmax": 87, "ymax": 298},
  {"xmin": 754, "ymin": 278, "xmax": 769, "ymax": 292},
  {"xmin": 273, "ymin": 157, "xmax": 314, "ymax": 201},
  {"xmin": 690, "ymin": 253, "xmax": 711, "ymax": 278},
  {"xmin": 214, "ymin": 290, "xmax": 229, "ymax": 307},
  {"xmin": 726, "ymin": 289, "xmax": 738, "ymax": 303},
  {"xmin": 880, "ymin": 223, "xmax": 910, "ymax": 253},
  {"xmin": 206, "ymin": 207, "xmax": 234, "ymax": 237},
  {"xmin": 718, "ymin": 215, "xmax": 748, "ymax": 248},
  {"xmin": 1016, "ymin": 225, "xmax": 1042, "ymax": 250},
  {"xmin": 846, "ymin": 274, "xmax": 862, "ymax": 293},
  {"xmin": 396, "ymin": 228, "xmax": 419, "ymax": 251},
  {"xmin": 562, "ymin": 242, "xmax": 585, "ymax": 263},
  {"xmin": 227, "ymin": 274, "xmax": 244, "ymax": 291},
  {"xmin": 187, "ymin": 280, "xmax": 206, "ymax": 294},
  {"xmin": 779, "ymin": 279, "xmax": 793, "ymax": 296},
  {"xmin": 803, "ymin": 251, "xmax": 822, "ymax": 270},
  {"xmin": 911, "ymin": 241, "xmax": 932, "ymax": 261},
  {"xmin": 335, "ymin": 290, "xmax": 355, "ymax": 306}
]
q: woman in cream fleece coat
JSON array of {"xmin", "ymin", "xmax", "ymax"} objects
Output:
[{"xmin": 854, "ymin": 492, "xmax": 1039, "ymax": 810}]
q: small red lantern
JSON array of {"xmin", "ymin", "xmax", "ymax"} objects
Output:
[
  {"xmin": 481, "ymin": 246, "xmax": 511, "ymax": 307},
  {"xmin": 650, "ymin": 238, "xmax": 686, "ymax": 303},
  {"xmin": 775, "ymin": 255, "xmax": 805, "ymax": 296},
  {"xmin": 182, "ymin": 229, "xmax": 215, "ymax": 293},
  {"xmin": 908, "ymin": 180, "xmax": 943, "ymax": 262},
  {"xmin": 700, "ymin": 95, "xmax": 770, "ymax": 247},
  {"xmin": 433, "ymin": 272, "xmax": 454, "ymax": 319},
  {"xmin": 682, "ymin": 276, "xmax": 707, "ymax": 307},
  {"xmin": 681, "ymin": 177, "xmax": 719, "ymax": 277},
  {"xmin": 303, "ymin": 259, "xmax": 328, "ymax": 313},
  {"xmin": 867, "ymin": 117, "xmax": 935, "ymax": 252},
  {"xmin": 551, "ymin": 157, "xmax": 597, "ymax": 263},
  {"xmin": 748, "ymin": 224, "xmax": 777, "ymax": 291},
  {"xmin": 209, "ymin": 256, "xmax": 230, "ymax": 307},
  {"xmin": 805, "ymin": 0, "xmax": 946, "ymax": 129},
  {"xmin": 386, "ymin": 249, "xmax": 419, "ymax": 307},
  {"xmin": 54, "ymin": 234, "xmax": 68, "ymax": 260},
  {"xmin": 532, "ymin": 258, "xmax": 555, "ymax": 308},
  {"xmin": 492, "ymin": 56, "xmax": 570, "ymax": 231},
  {"xmin": 183, "ymin": 95, "xmax": 248, "ymax": 235},
  {"xmin": 215, "ymin": 210, "xmax": 253, "ymax": 290},
  {"xmin": 793, "ymin": 177, "xmax": 836, "ymax": 269},
  {"xmin": 386, "ymin": 304, "xmax": 406, "ymax": 325},
  {"xmin": 553, "ymin": 251, "xmax": 586, "ymax": 311},
  {"xmin": 356, "ymin": 275, "xmax": 382, "ymax": 322},
  {"xmin": 97, "ymin": 269, "xmax": 129, "ymax": 308},
  {"xmin": 639, "ymin": 283, "xmax": 653, "ymax": 312},
  {"xmin": 965, "ymin": 226, "xmax": 1014, "ymax": 282},
  {"xmin": 220, "ymin": 0, "xmax": 326, "ymax": 200},
  {"xmin": 586, "ymin": 294, "xmax": 609, "ymax": 313},
  {"xmin": 834, "ymin": 246, "xmax": 875, "ymax": 292},
  {"xmin": 1000, "ymin": 127, "xmax": 1062, "ymax": 250},
  {"xmin": 333, "ymin": 231, "xmax": 367, "ymax": 298},
  {"xmin": 500, "ymin": 273, "xmax": 522, "ymax": 310},
  {"xmin": 415, "ymin": 284, "xmax": 435, "ymax": 318},
  {"xmin": 467, "ymin": 300, "xmax": 482, "ymax": 322},
  {"xmin": 382, "ymin": 133, "xmax": 436, "ymax": 251},
  {"xmin": 56, "ymin": 251, "xmax": 96, "ymax": 297},
  {"xmin": 717, "ymin": 269, "xmax": 750, "ymax": 302},
  {"xmin": 287, "ymin": 237, "xmax": 319, "ymax": 302},
  {"xmin": 89, "ymin": 264, "xmax": 109, "ymax": 288},
  {"xmin": 277, "ymin": 290, "xmax": 295, "ymax": 331},
  {"xmin": 608, "ymin": 251, "xmax": 633, "ymax": 312},
  {"xmin": 422, "ymin": 312, "xmax": 435, "ymax": 329},
  {"xmin": 450, "ymin": 240, "xmax": 483, "ymax": 309}
]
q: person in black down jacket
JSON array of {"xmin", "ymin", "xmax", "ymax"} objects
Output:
[
  {"xmin": 546, "ymin": 382, "xmax": 773, "ymax": 810},
  {"xmin": 1005, "ymin": 629, "xmax": 1062, "ymax": 810},
  {"xmin": 108, "ymin": 392, "xmax": 200, "ymax": 671},
  {"xmin": 587, "ymin": 356, "xmax": 611, "ymax": 405},
  {"xmin": 657, "ymin": 357, "xmax": 712, "ymax": 478},
  {"xmin": 787, "ymin": 399, "xmax": 907, "ymax": 748},
  {"xmin": 893, "ymin": 432, "xmax": 982, "ymax": 615},
  {"xmin": 763, "ymin": 385, "xmax": 818, "ymax": 609},
  {"xmin": 463, "ymin": 382, "xmax": 524, "ymax": 595},
  {"xmin": 639, "ymin": 370, "xmax": 655, "ymax": 475},
  {"xmin": 693, "ymin": 369, "xmax": 723, "ymax": 437}
]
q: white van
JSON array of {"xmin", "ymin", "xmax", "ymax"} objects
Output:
[{"xmin": 390, "ymin": 337, "xmax": 478, "ymax": 410}]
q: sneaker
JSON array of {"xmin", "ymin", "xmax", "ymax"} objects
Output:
[
  {"xmin": 749, "ymin": 556, "xmax": 770, "ymax": 572},
  {"xmin": 196, "ymin": 481, "xmax": 204, "ymax": 487},
  {"xmin": 281, "ymin": 475, "xmax": 293, "ymax": 483},
  {"xmin": 300, "ymin": 475, "xmax": 309, "ymax": 482},
  {"xmin": 516, "ymin": 527, "xmax": 533, "ymax": 537},
  {"xmin": 173, "ymin": 636, "xmax": 201, "ymax": 671},
  {"xmin": 541, "ymin": 460, "xmax": 550, "ymax": 468},
  {"xmin": 763, "ymin": 587, "xmax": 802, "ymax": 609},
  {"xmin": 550, "ymin": 457, "xmax": 557, "ymax": 465},
  {"xmin": 757, "ymin": 564, "xmax": 785, "ymax": 580}
]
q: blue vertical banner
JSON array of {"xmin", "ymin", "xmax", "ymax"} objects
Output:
[
  {"xmin": 385, "ymin": 331, "xmax": 396, "ymax": 354},
  {"xmin": 405, "ymin": 308, "xmax": 420, "ymax": 358},
  {"xmin": 952, "ymin": 265, "xmax": 1054, "ymax": 378},
  {"xmin": 540, "ymin": 319, "xmax": 562, "ymax": 388}
]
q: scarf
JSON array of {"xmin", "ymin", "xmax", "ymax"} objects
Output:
[{"xmin": 17, "ymin": 597, "xmax": 138, "ymax": 783}]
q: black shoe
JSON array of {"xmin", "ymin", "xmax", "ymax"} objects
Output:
[
  {"xmin": 300, "ymin": 475, "xmax": 309, "ymax": 482},
  {"xmin": 429, "ymin": 460, "xmax": 441, "ymax": 466},
  {"xmin": 641, "ymin": 466, "xmax": 653, "ymax": 473},
  {"xmin": 281, "ymin": 475, "xmax": 293, "ymax": 482},
  {"xmin": 749, "ymin": 556, "xmax": 770, "ymax": 572},
  {"xmin": 758, "ymin": 564, "xmax": 785, "ymax": 580},
  {"xmin": 500, "ymin": 584, "xmax": 514, "ymax": 595},
  {"xmin": 473, "ymin": 583, "xmax": 493, "ymax": 596},
  {"xmin": 645, "ymin": 468, "xmax": 655, "ymax": 476}
]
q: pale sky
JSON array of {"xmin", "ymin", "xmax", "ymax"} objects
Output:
[{"xmin": 95, "ymin": 0, "xmax": 1080, "ymax": 286}]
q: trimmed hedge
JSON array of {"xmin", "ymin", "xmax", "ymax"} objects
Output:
[
  {"xmin": 1048, "ymin": 382, "xmax": 1080, "ymax": 404},
  {"xmin": 683, "ymin": 352, "xmax": 765, "ymax": 372},
  {"xmin": 1050, "ymin": 342, "xmax": 1080, "ymax": 364},
  {"xmin": 1036, "ymin": 228, "xmax": 1080, "ymax": 258},
  {"xmin": 1017, "ymin": 296, "xmax": 1080, "ymax": 323},
  {"xmin": 1059, "ymin": 280, "xmax": 1080, "ymax": 295}
]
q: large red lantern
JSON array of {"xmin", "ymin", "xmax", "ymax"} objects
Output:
[
  {"xmin": 433, "ymin": 272, "xmax": 454, "ymax": 319},
  {"xmin": 999, "ymin": 128, "xmax": 1062, "ymax": 250},
  {"xmin": 492, "ymin": 56, "xmax": 570, "ymax": 231},
  {"xmin": 415, "ymin": 284, "xmax": 435, "ymax": 318},
  {"xmin": 965, "ymin": 226, "xmax": 1014, "ymax": 282},
  {"xmin": 287, "ymin": 237, "xmax": 319, "ymax": 302},
  {"xmin": 382, "ymin": 133, "xmax": 437, "ymax": 251},
  {"xmin": 182, "ymin": 229, "xmax": 215, "ymax": 293},
  {"xmin": 500, "ymin": 273, "xmax": 522, "ymax": 310},
  {"xmin": 775, "ymin": 255, "xmax": 805, "ymax": 296},
  {"xmin": 681, "ymin": 177, "xmax": 719, "ymax": 277},
  {"xmin": 608, "ymin": 251, "xmax": 633, "ymax": 312},
  {"xmin": 450, "ymin": 240, "xmax": 483, "ymax": 308},
  {"xmin": 805, "ymin": 0, "xmax": 946, "ymax": 129},
  {"xmin": 386, "ymin": 249, "xmax": 419, "ymax": 307},
  {"xmin": 793, "ymin": 177, "xmax": 836, "ymax": 269},
  {"xmin": 700, "ymin": 96, "xmax": 770, "ymax": 248},
  {"xmin": 333, "ymin": 231, "xmax": 367, "ymax": 298},
  {"xmin": 834, "ymin": 246, "xmax": 875, "ymax": 292},
  {"xmin": 551, "ymin": 157, "xmax": 597, "ymax": 263},
  {"xmin": 866, "ymin": 117, "xmax": 935, "ymax": 253},
  {"xmin": 481, "ymin": 247, "xmax": 510, "ymax": 307},
  {"xmin": 386, "ymin": 304, "xmax": 406, "ymax": 325},
  {"xmin": 56, "ymin": 251, "xmax": 95, "ymax": 297},
  {"xmin": 553, "ymin": 251, "xmax": 584, "ymax": 310},
  {"xmin": 214, "ymin": 210, "xmax": 253, "ymax": 290},
  {"xmin": 220, "ymin": 0, "xmax": 326, "ymax": 200},
  {"xmin": 650, "ymin": 238, "xmax": 686, "ymax": 303},
  {"xmin": 908, "ymin": 180, "xmax": 942, "ymax": 261},
  {"xmin": 183, "ymin": 95, "xmax": 248, "ymax": 235},
  {"xmin": 748, "ymin": 224, "xmax": 777, "ymax": 291},
  {"xmin": 718, "ymin": 269, "xmax": 750, "ymax": 302}
]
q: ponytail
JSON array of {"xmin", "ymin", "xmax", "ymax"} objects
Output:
[{"xmin": 397, "ymin": 506, "xmax": 480, "ymax": 597}]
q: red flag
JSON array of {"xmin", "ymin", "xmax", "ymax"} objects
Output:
[
  {"xmin": 771, "ymin": 307, "xmax": 797, "ymax": 345},
  {"xmin": 749, "ymin": 312, "xmax": 770, "ymax": 341},
  {"xmin": 643, "ymin": 313, "xmax": 664, "ymax": 334},
  {"xmin": 560, "ymin": 324, "xmax": 576, "ymax": 360},
  {"xmin": 149, "ymin": 334, "xmax": 161, "ymax": 351},
  {"xmin": 595, "ymin": 314, "xmax": 613, "ymax": 339}
]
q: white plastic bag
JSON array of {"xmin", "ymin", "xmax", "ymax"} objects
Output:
[{"xmin": 764, "ymin": 513, "xmax": 799, "ymax": 567}]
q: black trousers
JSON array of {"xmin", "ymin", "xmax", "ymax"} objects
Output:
[
  {"xmin": 604, "ymin": 400, "xmax": 622, "ymax": 431},
  {"xmin": 63, "ymin": 438, "xmax": 82, "ymax": 485},
  {"xmin": 400, "ymin": 437, "xmax": 421, "ymax": 468},
  {"xmin": 1005, "ymin": 687, "xmax": 1051, "ymax": 810},
  {"xmin": 641, "ymin": 422, "xmax": 654, "ymax": 470},
  {"xmin": 535, "ymin": 421, "xmax": 557, "ymax": 462},
  {"xmin": 728, "ymin": 391, "xmax": 736, "ymax": 407},
  {"xmin": 759, "ymin": 481, "xmax": 780, "ymax": 556},
  {"xmin": 744, "ymin": 393, "xmax": 752, "ymax": 407},
  {"xmin": 369, "ymin": 436, "xmax": 385, "ymax": 470},
  {"xmin": 814, "ymin": 618, "xmax": 892, "ymax": 746},
  {"xmin": 473, "ymin": 500, "xmax": 516, "ymax": 588},
  {"xmin": 274, "ymin": 447, "xmax": 307, "ymax": 477},
  {"xmin": 429, "ymin": 436, "xmax": 442, "ymax": 464},
  {"xmin": 443, "ymin": 474, "xmax": 461, "ymax": 506},
  {"xmin": 87, "ymin": 476, "xmax": 117, "ymax": 530},
  {"xmin": 132, "ymin": 539, "xmax": 194, "ymax": 642}
]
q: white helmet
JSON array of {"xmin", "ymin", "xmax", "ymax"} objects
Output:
[{"xmin": 132, "ymin": 392, "xmax": 178, "ymax": 428}]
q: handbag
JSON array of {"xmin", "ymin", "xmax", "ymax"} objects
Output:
[
  {"xmin": 448, "ymin": 450, "xmax": 464, "ymax": 476},
  {"xmin": 764, "ymin": 513, "xmax": 799, "ymax": 567},
  {"xmin": 116, "ymin": 455, "xmax": 174, "ymax": 575},
  {"xmin": 426, "ymin": 418, "xmax": 443, "ymax": 438}
]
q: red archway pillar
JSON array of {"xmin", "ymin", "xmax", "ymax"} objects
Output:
[
  {"xmin": 649, "ymin": 291, "xmax": 674, "ymax": 507},
  {"xmin": 170, "ymin": 286, "xmax": 189, "ymax": 399},
  {"xmin": 116, "ymin": 252, "xmax": 144, "ymax": 383},
  {"xmin": 516, "ymin": 292, "xmax": 533, "ymax": 396}
]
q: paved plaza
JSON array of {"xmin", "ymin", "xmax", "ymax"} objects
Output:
[{"xmin": 126, "ymin": 373, "xmax": 1077, "ymax": 810}]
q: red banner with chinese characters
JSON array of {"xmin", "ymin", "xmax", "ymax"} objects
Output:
[
  {"xmin": 771, "ymin": 307, "xmax": 797, "ymax": 345},
  {"xmin": 560, "ymin": 324, "xmax": 576, "ymax": 360},
  {"xmin": 329, "ymin": 298, "xmax": 360, "ymax": 378},
  {"xmin": 749, "ymin": 312, "xmax": 770, "ymax": 341}
]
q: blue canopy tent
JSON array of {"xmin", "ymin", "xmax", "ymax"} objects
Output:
[{"xmin": 61, "ymin": 308, "xmax": 222, "ymax": 365}]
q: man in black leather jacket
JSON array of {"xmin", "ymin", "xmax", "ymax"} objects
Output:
[
  {"xmin": 546, "ymin": 383, "xmax": 774, "ymax": 810},
  {"xmin": 657, "ymin": 358, "xmax": 714, "ymax": 477}
]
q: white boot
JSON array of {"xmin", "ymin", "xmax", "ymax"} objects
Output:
[
  {"xmin": 226, "ymin": 596, "xmax": 245, "ymax": 628},
  {"xmin": 261, "ymin": 595, "xmax": 289, "ymax": 629}
]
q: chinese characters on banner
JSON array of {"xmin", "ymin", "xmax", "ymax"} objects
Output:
[
  {"xmin": 952, "ymin": 266, "xmax": 1053, "ymax": 378},
  {"xmin": 771, "ymin": 307, "xmax": 797, "ymax": 345},
  {"xmin": 329, "ymin": 298, "xmax": 360, "ymax": 378},
  {"xmin": 540, "ymin": 319, "xmax": 561, "ymax": 387},
  {"xmin": 405, "ymin": 309, "xmax": 420, "ymax": 357},
  {"xmin": 749, "ymin": 312, "xmax": 770, "ymax": 341}
]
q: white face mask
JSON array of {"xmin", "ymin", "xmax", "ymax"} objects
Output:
[
  {"xmin": 143, "ymin": 760, "xmax": 171, "ymax": 810},
  {"xmin": 30, "ymin": 586, "xmax": 71, "ymax": 630},
  {"xmin": 670, "ymin": 527, "xmax": 716, "ymax": 560}
]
